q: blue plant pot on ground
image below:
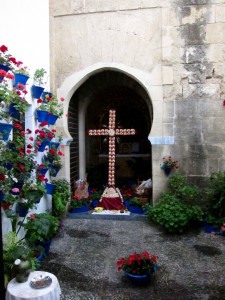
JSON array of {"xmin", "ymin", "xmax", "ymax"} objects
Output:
[
  {"xmin": 204, "ymin": 223, "xmax": 220, "ymax": 234},
  {"xmin": 125, "ymin": 201, "xmax": 144, "ymax": 214},
  {"xmin": 31, "ymin": 85, "xmax": 44, "ymax": 99},
  {"xmin": 91, "ymin": 200, "xmax": 100, "ymax": 208},
  {"xmin": 0, "ymin": 123, "xmax": 13, "ymax": 140},
  {"xmin": 125, "ymin": 272, "xmax": 153, "ymax": 284},
  {"xmin": 70, "ymin": 205, "xmax": 89, "ymax": 213},
  {"xmin": 14, "ymin": 73, "xmax": 29, "ymax": 86},
  {"xmin": 39, "ymin": 239, "xmax": 52, "ymax": 255}
]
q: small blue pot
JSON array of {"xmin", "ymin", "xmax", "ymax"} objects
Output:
[
  {"xmin": 47, "ymin": 114, "xmax": 58, "ymax": 125},
  {"xmin": 70, "ymin": 205, "xmax": 89, "ymax": 213},
  {"xmin": 45, "ymin": 183, "xmax": 55, "ymax": 194},
  {"xmin": 0, "ymin": 123, "xmax": 13, "ymax": 140},
  {"xmin": 38, "ymin": 140, "xmax": 50, "ymax": 152},
  {"xmin": 31, "ymin": 85, "xmax": 44, "ymax": 99},
  {"xmin": 36, "ymin": 110, "xmax": 48, "ymax": 122},
  {"xmin": 14, "ymin": 73, "xmax": 29, "ymax": 86}
]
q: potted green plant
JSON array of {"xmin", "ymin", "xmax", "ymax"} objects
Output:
[
  {"xmin": 31, "ymin": 68, "xmax": 47, "ymax": 98},
  {"xmin": 52, "ymin": 179, "xmax": 70, "ymax": 217},
  {"xmin": 34, "ymin": 127, "xmax": 55, "ymax": 151},
  {"xmin": 125, "ymin": 197, "xmax": 148, "ymax": 214},
  {"xmin": 13, "ymin": 63, "xmax": 30, "ymax": 86},
  {"xmin": 70, "ymin": 195, "xmax": 91, "ymax": 213},
  {"xmin": 44, "ymin": 148, "xmax": 64, "ymax": 177},
  {"xmin": 116, "ymin": 251, "xmax": 158, "ymax": 283},
  {"xmin": 22, "ymin": 213, "xmax": 59, "ymax": 254},
  {"xmin": 3, "ymin": 231, "xmax": 38, "ymax": 287},
  {"xmin": 21, "ymin": 177, "xmax": 47, "ymax": 203}
]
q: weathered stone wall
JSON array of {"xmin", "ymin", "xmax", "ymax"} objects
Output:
[{"xmin": 50, "ymin": 0, "xmax": 225, "ymax": 200}]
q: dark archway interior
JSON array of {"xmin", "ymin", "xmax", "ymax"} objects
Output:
[{"xmin": 69, "ymin": 70, "xmax": 153, "ymax": 191}]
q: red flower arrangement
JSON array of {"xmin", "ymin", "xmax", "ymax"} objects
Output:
[
  {"xmin": 34, "ymin": 128, "xmax": 55, "ymax": 148},
  {"xmin": 117, "ymin": 251, "xmax": 158, "ymax": 275},
  {"xmin": 160, "ymin": 156, "xmax": 178, "ymax": 170}
]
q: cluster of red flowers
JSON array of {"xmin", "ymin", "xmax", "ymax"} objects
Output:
[
  {"xmin": 120, "ymin": 187, "xmax": 133, "ymax": 199},
  {"xmin": 117, "ymin": 251, "xmax": 158, "ymax": 275},
  {"xmin": 35, "ymin": 128, "xmax": 55, "ymax": 146},
  {"xmin": 161, "ymin": 156, "xmax": 178, "ymax": 170}
]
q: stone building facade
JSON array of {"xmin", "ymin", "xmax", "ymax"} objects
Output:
[{"xmin": 49, "ymin": 0, "xmax": 225, "ymax": 201}]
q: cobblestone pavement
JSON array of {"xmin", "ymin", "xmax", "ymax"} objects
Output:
[{"xmin": 42, "ymin": 213, "xmax": 225, "ymax": 300}]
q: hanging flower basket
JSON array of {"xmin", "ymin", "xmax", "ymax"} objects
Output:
[
  {"xmin": 47, "ymin": 113, "xmax": 58, "ymax": 125},
  {"xmin": 0, "ymin": 64, "xmax": 10, "ymax": 82},
  {"xmin": 9, "ymin": 103, "xmax": 20, "ymax": 119},
  {"xmin": 17, "ymin": 203, "xmax": 29, "ymax": 217},
  {"xmin": 50, "ymin": 142, "xmax": 60, "ymax": 150},
  {"xmin": 45, "ymin": 182, "xmax": 55, "ymax": 194},
  {"xmin": 0, "ymin": 123, "xmax": 13, "ymax": 140},
  {"xmin": 0, "ymin": 64, "xmax": 10, "ymax": 73},
  {"xmin": 14, "ymin": 73, "xmax": 29, "ymax": 86},
  {"xmin": 31, "ymin": 85, "xmax": 44, "ymax": 99},
  {"xmin": 50, "ymin": 166, "xmax": 60, "ymax": 177},
  {"xmin": 42, "ymin": 91, "xmax": 53, "ymax": 103},
  {"xmin": 36, "ymin": 110, "xmax": 49, "ymax": 122},
  {"xmin": 37, "ymin": 168, "xmax": 48, "ymax": 175},
  {"xmin": 38, "ymin": 140, "xmax": 50, "ymax": 152}
]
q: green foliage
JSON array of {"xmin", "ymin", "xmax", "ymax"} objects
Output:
[
  {"xmin": 3, "ymin": 232, "xmax": 38, "ymax": 287},
  {"xmin": 147, "ymin": 194, "xmax": 203, "ymax": 233},
  {"xmin": 204, "ymin": 171, "xmax": 225, "ymax": 219},
  {"xmin": 146, "ymin": 174, "xmax": 203, "ymax": 233},
  {"xmin": 23, "ymin": 213, "xmax": 59, "ymax": 244},
  {"xmin": 52, "ymin": 179, "xmax": 70, "ymax": 217},
  {"xmin": 129, "ymin": 197, "xmax": 148, "ymax": 207},
  {"xmin": 33, "ymin": 68, "xmax": 47, "ymax": 86}
]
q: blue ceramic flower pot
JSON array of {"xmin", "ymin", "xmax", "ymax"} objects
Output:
[
  {"xmin": 45, "ymin": 183, "xmax": 55, "ymax": 194},
  {"xmin": 47, "ymin": 114, "xmax": 58, "ymax": 125},
  {"xmin": 36, "ymin": 110, "xmax": 48, "ymax": 122},
  {"xmin": 31, "ymin": 85, "xmax": 44, "ymax": 99},
  {"xmin": 50, "ymin": 142, "xmax": 60, "ymax": 149},
  {"xmin": 42, "ymin": 91, "xmax": 53, "ymax": 102},
  {"xmin": 70, "ymin": 205, "xmax": 89, "ymax": 213},
  {"xmin": 14, "ymin": 73, "xmax": 29, "ymax": 86},
  {"xmin": 0, "ymin": 64, "xmax": 10, "ymax": 82},
  {"xmin": 50, "ymin": 166, "xmax": 60, "ymax": 177},
  {"xmin": 38, "ymin": 140, "xmax": 50, "ymax": 152},
  {"xmin": 0, "ymin": 123, "xmax": 13, "ymax": 140},
  {"xmin": 125, "ymin": 272, "xmax": 152, "ymax": 283}
]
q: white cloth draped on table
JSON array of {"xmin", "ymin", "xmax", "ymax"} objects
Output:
[{"xmin": 6, "ymin": 271, "xmax": 61, "ymax": 300}]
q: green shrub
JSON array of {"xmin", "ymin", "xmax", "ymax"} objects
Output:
[
  {"xmin": 147, "ymin": 194, "xmax": 203, "ymax": 233},
  {"xmin": 204, "ymin": 171, "xmax": 225, "ymax": 219},
  {"xmin": 52, "ymin": 179, "xmax": 70, "ymax": 217},
  {"xmin": 146, "ymin": 174, "xmax": 203, "ymax": 233}
]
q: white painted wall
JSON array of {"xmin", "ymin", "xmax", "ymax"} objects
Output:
[{"xmin": 0, "ymin": 0, "xmax": 50, "ymax": 87}]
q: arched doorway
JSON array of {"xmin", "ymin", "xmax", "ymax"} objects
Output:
[{"xmin": 68, "ymin": 69, "xmax": 153, "ymax": 196}]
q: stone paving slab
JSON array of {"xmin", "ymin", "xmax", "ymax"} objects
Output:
[{"xmin": 41, "ymin": 216, "xmax": 225, "ymax": 300}]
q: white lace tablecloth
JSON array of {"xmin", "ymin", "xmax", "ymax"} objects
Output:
[{"xmin": 6, "ymin": 271, "xmax": 61, "ymax": 300}]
